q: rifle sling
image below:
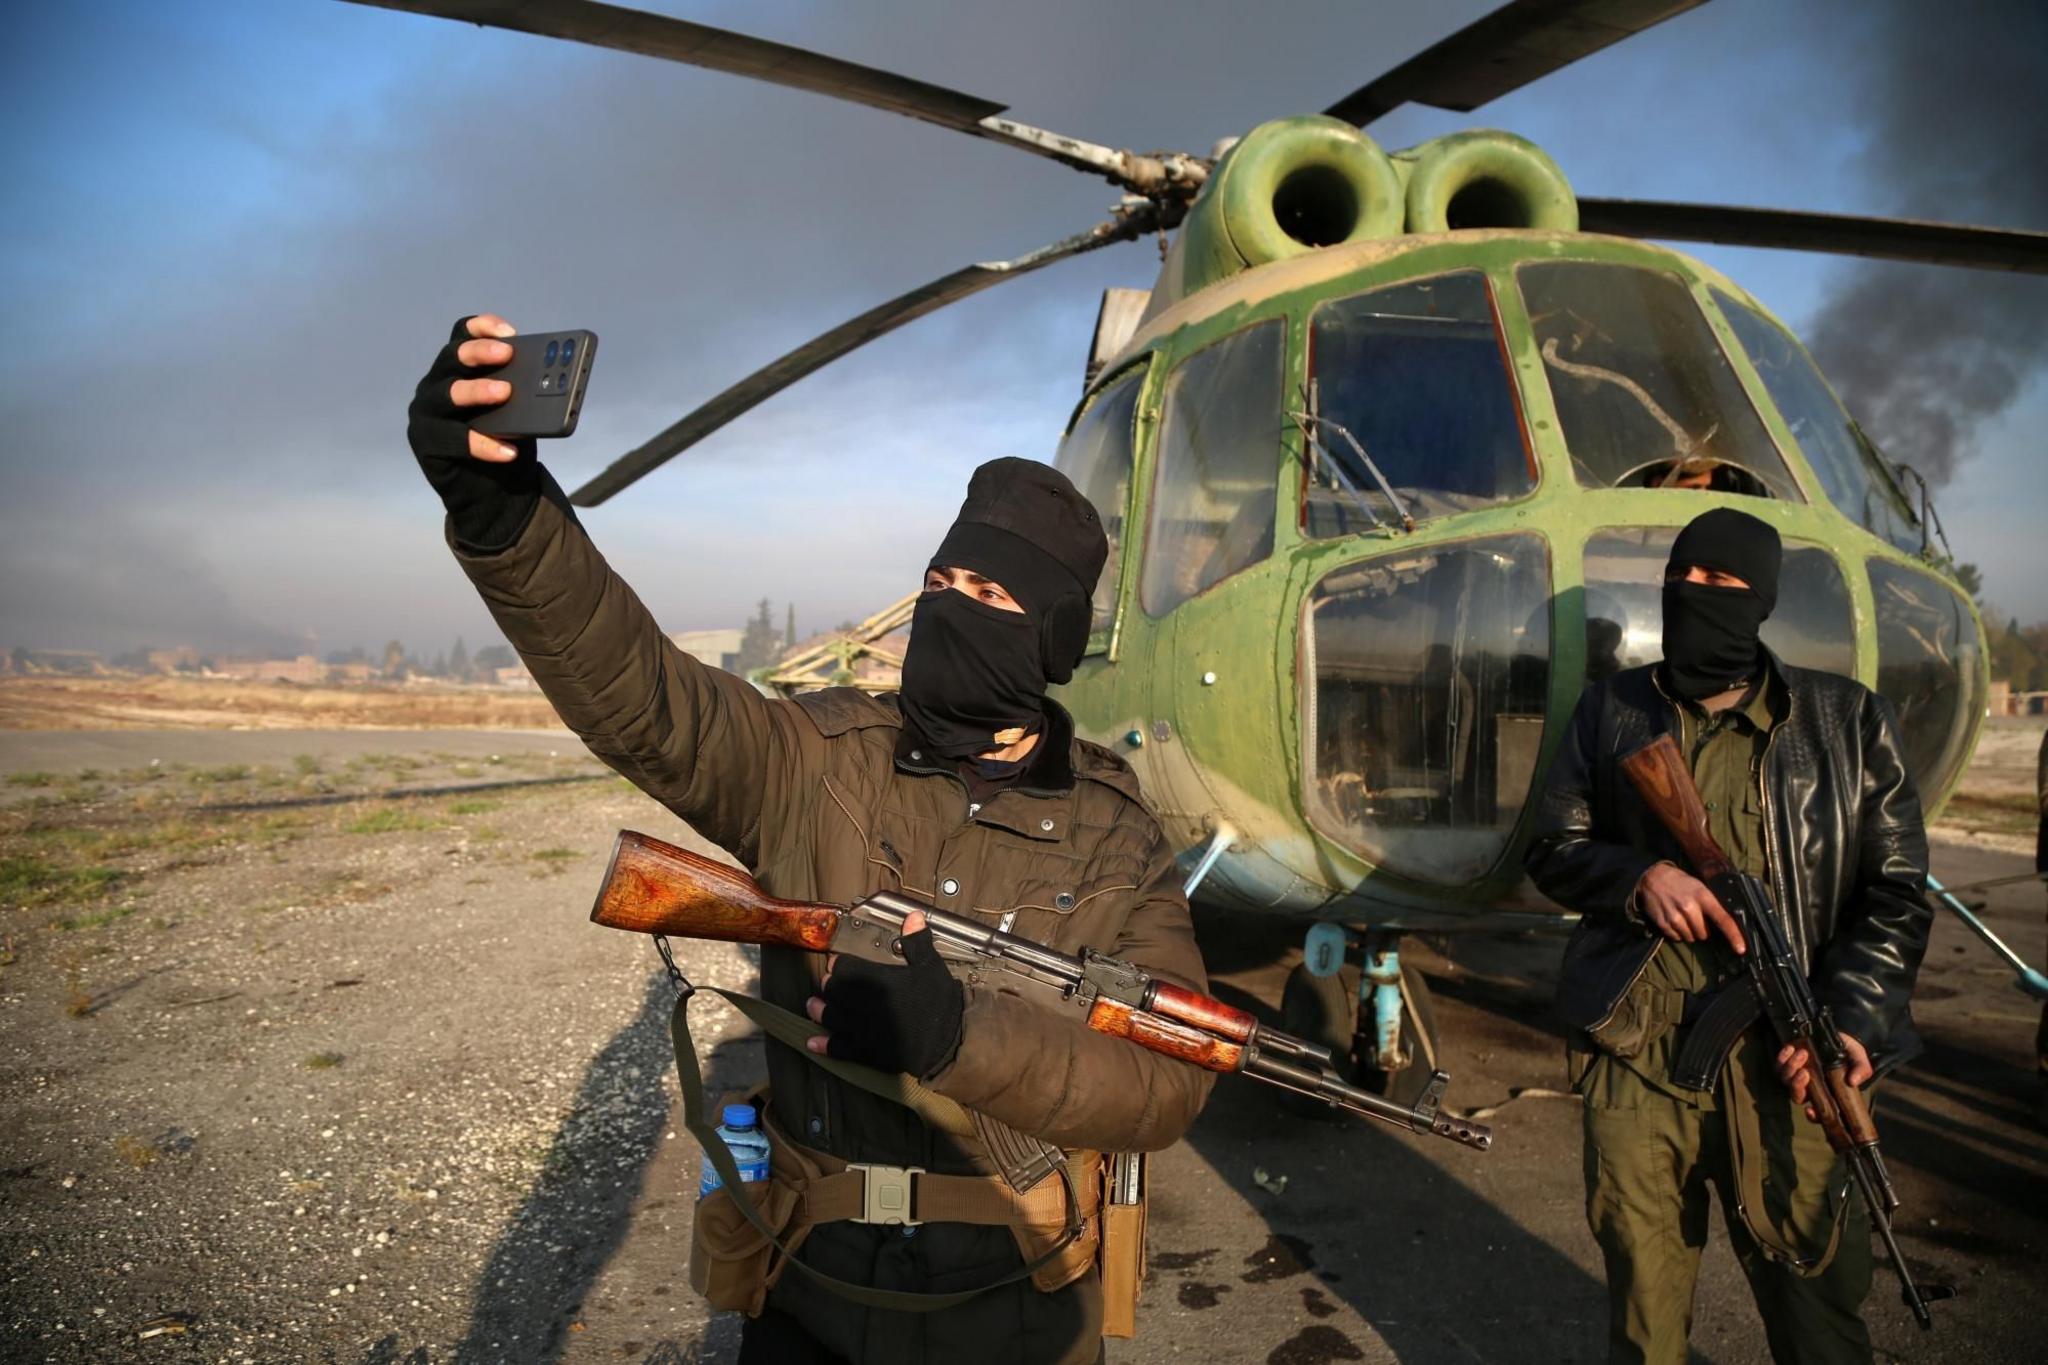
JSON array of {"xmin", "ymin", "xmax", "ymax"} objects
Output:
[
  {"xmin": 1720, "ymin": 1034, "xmax": 1850, "ymax": 1275},
  {"xmin": 1673, "ymin": 980, "xmax": 1763, "ymax": 1091},
  {"xmin": 669, "ymin": 984, "xmax": 1083, "ymax": 1313}
]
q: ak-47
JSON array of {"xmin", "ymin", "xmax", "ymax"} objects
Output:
[
  {"xmin": 1620, "ymin": 734, "xmax": 1948, "ymax": 1329},
  {"xmin": 590, "ymin": 829, "xmax": 1492, "ymax": 1152}
]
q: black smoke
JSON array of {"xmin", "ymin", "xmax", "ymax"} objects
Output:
[{"xmin": 1805, "ymin": 0, "xmax": 2048, "ymax": 484}]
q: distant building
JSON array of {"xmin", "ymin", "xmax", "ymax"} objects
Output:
[
  {"xmin": 325, "ymin": 661, "xmax": 376, "ymax": 685},
  {"xmin": 210, "ymin": 654, "xmax": 325, "ymax": 684},
  {"xmin": 13, "ymin": 648, "xmax": 109, "ymax": 676},
  {"xmin": 495, "ymin": 663, "xmax": 537, "ymax": 690},
  {"xmin": 668, "ymin": 629, "xmax": 747, "ymax": 673},
  {"xmin": 147, "ymin": 646, "xmax": 200, "ymax": 673}
]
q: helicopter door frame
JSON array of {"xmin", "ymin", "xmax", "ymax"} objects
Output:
[{"xmin": 1054, "ymin": 354, "xmax": 1158, "ymax": 665}]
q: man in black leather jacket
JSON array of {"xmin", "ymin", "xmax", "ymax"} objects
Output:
[{"xmin": 1526, "ymin": 508, "xmax": 1932, "ymax": 1365}]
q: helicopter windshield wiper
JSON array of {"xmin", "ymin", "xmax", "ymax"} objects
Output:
[{"xmin": 1293, "ymin": 405, "xmax": 1417, "ymax": 533}]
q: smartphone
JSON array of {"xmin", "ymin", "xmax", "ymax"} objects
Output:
[{"xmin": 467, "ymin": 328, "xmax": 599, "ymax": 440}]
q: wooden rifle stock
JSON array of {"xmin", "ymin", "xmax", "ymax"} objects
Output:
[
  {"xmin": 1618, "ymin": 734, "xmax": 1733, "ymax": 881},
  {"xmin": 589, "ymin": 830, "xmax": 839, "ymax": 951}
]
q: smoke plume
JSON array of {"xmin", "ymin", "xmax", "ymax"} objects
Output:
[{"xmin": 1805, "ymin": 0, "xmax": 2048, "ymax": 484}]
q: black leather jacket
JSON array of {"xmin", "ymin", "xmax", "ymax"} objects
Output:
[{"xmin": 1526, "ymin": 654, "xmax": 1934, "ymax": 1073}]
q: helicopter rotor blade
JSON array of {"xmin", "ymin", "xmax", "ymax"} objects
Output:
[
  {"xmin": 1324, "ymin": 0, "xmax": 1708, "ymax": 126},
  {"xmin": 567, "ymin": 205, "xmax": 1161, "ymax": 507},
  {"xmin": 1577, "ymin": 199, "xmax": 2048, "ymax": 274},
  {"xmin": 339, "ymin": 1, "xmax": 1206, "ymax": 197}
]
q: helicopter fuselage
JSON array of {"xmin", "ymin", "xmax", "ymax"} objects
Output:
[{"xmin": 1053, "ymin": 228, "xmax": 1987, "ymax": 932}]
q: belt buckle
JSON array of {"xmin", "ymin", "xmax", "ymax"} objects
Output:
[{"xmin": 847, "ymin": 1162, "xmax": 923, "ymax": 1226}]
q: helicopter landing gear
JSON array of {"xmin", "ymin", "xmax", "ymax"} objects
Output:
[{"xmin": 1279, "ymin": 924, "xmax": 1441, "ymax": 1116}]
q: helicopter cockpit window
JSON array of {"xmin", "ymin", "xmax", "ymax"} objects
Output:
[
  {"xmin": 1713, "ymin": 293, "xmax": 1923, "ymax": 554},
  {"xmin": 1581, "ymin": 528, "xmax": 1856, "ymax": 682},
  {"xmin": 1141, "ymin": 320, "xmax": 1285, "ymax": 617},
  {"xmin": 1303, "ymin": 534, "xmax": 1551, "ymax": 885},
  {"xmin": 1870, "ymin": 559, "xmax": 1984, "ymax": 802},
  {"xmin": 1053, "ymin": 367, "xmax": 1145, "ymax": 641},
  {"xmin": 1519, "ymin": 262, "xmax": 1803, "ymax": 501},
  {"xmin": 1303, "ymin": 272, "xmax": 1534, "ymax": 536}
]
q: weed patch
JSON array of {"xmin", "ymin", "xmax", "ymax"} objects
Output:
[
  {"xmin": 5, "ymin": 772, "xmax": 56, "ymax": 788},
  {"xmin": 57, "ymin": 902, "xmax": 138, "ymax": 931},
  {"xmin": 343, "ymin": 806, "xmax": 438, "ymax": 836},
  {"xmin": 303, "ymin": 1051, "xmax": 346, "ymax": 1069},
  {"xmin": 112, "ymin": 1135, "xmax": 159, "ymax": 1169},
  {"xmin": 1, "ymin": 855, "xmax": 126, "ymax": 907}
]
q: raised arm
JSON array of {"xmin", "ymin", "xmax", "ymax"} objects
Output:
[{"xmin": 409, "ymin": 315, "xmax": 797, "ymax": 862}]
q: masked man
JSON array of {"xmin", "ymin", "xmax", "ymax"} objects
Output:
[
  {"xmin": 407, "ymin": 316, "xmax": 1211, "ymax": 1365},
  {"xmin": 1525, "ymin": 508, "xmax": 1932, "ymax": 1365}
]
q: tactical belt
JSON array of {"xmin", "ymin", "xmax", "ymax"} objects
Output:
[
  {"xmin": 667, "ymin": 975, "xmax": 1088, "ymax": 1312},
  {"xmin": 796, "ymin": 1140, "xmax": 1099, "ymax": 1231}
]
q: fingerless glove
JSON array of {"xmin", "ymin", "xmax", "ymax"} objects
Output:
[
  {"xmin": 817, "ymin": 928, "xmax": 967, "ymax": 1080},
  {"xmin": 407, "ymin": 317, "xmax": 564, "ymax": 553}
]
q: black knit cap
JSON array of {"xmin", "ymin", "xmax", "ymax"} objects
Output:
[
  {"xmin": 929, "ymin": 457, "xmax": 1109, "ymax": 684},
  {"xmin": 1666, "ymin": 507, "xmax": 1782, "ymax": 612}
]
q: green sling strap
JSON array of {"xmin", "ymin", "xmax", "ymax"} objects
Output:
[
  {"xmin": 1721, "ymin": 1040, "xmax": 1850, "ymax": 1276},
  {"xmin": 668, "ymin": 978, "xmax": 1084, "ymax": 1313}
]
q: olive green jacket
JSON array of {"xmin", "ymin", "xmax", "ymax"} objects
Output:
[{"xmin": 450, "ymin": 493, "xmax": 1216, "ymax": 1171}]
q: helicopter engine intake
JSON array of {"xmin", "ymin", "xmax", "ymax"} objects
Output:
[
  {"xmin": 1165, "ymin": 116, "xmax": 1405, "ymax": 302},
  {"xmin": 1400, "ymin": 130, "xmax": 1578, "ymax": 234}
]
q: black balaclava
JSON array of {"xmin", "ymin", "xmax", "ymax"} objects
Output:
[
  {"xmin": 899, "ymin": 458, "xmax": 1109, "ymax": 759},
  {"xmin": 1660, "ymin": 507, "xmax": 1782, "ymax": 700}
]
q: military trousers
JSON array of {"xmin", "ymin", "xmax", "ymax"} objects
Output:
[{"xmin": 1578, "ymin": 1046, "xmax": 1874, "ymax": 1365}]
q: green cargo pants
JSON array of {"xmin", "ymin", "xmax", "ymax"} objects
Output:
[{"xmin": 1578, "ymin": 1032, "xmax": 1874, "ymax": 1365}]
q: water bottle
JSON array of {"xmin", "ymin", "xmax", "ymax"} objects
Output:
[{"xmin": 698, "ymin": 1103, "xmax": 772, "ymax": 1198}]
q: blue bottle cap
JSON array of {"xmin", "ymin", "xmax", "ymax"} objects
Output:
[{"xmin": 722, "ymin": 1104, "xmax": 758, "ymax": 1129}]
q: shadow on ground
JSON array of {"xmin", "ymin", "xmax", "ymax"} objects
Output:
[
  {"xmin": 346, "ymin": 970, "xmax": 753, "ymax": 1365},
  {"xmin": 1175, "ymin": 906, "xmax": 1724, "ymax": 1365}
]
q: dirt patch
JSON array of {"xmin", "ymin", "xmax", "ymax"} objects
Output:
[{"xmin": 0, "ymin": 676, "xmax": 566, "ymax": 732}]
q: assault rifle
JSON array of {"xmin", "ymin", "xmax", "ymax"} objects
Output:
[
  {"xmin": 589, "ymin": 830, "xmax": 1492, "ymax": 1152},
  {"xmin": 1619, "ymin": 734, "xmax": 1949, "ymax": 1329}
]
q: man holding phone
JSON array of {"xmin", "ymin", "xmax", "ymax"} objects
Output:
[{"xmin": 407, "ymin": 315, "xmax": 1212, "ymax": 1365}]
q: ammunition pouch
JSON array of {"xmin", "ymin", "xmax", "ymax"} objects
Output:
[
  {"xmin": 1557, "ymin": 925, "xmax": 1665, "ymax": 1059},
  {"xmin": 1098, "ymin": 1152, "xmax": 1148, "ymax": 1338}
]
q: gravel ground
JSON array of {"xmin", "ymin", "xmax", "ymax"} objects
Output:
[
  {"xmin": 0, "ymin": 756, "xmax": 761, "ymax": 1363},
  {"xmin": 2, "ymin": 728, "xmax": 2042, "ymax": 1364}
]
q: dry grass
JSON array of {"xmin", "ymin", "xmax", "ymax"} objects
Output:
[
  {"xmin": 112, "ymin": 1135, "xmax": 160, "ymax": 1169},
  {"xmin": 0, "ymin": 675, "xmax": 565, "ymax": 731}
]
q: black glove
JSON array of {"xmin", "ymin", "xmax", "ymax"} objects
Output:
[
  {"xmin": 408, "ymin": 317, "xmax": 548, "ymax": 553},
  {"xmin": 813, "ymin": 928, "xmax": 966, "ymax": 1080}
]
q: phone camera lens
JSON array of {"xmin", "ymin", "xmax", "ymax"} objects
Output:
[
  {"xmin": 560, "ymin": 338, "xmax": 576, "ymax": 363},
  {"xmin": 554, "ymin": 371, "xmax": 570, "ymax": 392},
  {"xmin": 543, "ymin": 340, "xmax": 560, "ymax": 366}
]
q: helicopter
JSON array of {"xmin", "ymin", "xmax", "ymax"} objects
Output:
[{"xmin": 350, "ymin": 0, "xmax": 2048, "ymax": 1101}]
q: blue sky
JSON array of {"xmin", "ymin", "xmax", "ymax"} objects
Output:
[{"xmin": 2, "ymin": 0, "xmax": 2042, "ymax": 660}]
